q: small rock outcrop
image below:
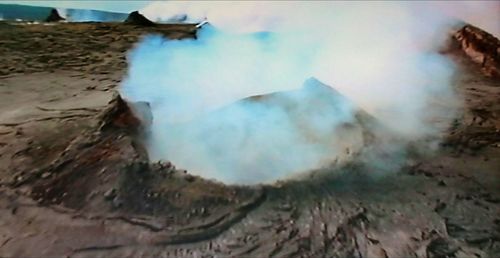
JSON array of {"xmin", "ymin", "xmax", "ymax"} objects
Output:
[
  {"xmin": 453, "ymin": 24, "xmax": 500, "ymax": 77},
  {"xmin": 124, "ymin": 11, "xmax": 155, "ymax": 26},
  {"xmin": 44, "ymin": 8, "xmax": 65, "ymax": 22}
]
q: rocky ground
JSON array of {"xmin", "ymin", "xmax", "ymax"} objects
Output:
[{"xmin": 0, "ymin": 21, "xmax": 498, "ymax": 257}]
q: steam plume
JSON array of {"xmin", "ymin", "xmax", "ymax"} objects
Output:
[{"xmin": 119, "ymin": 1, "xmax": 492, "ymax": 184}]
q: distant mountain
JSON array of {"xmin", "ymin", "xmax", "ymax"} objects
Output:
[{"xmin": 0, "ymin": 4, "xmax": 128, "ymax": 22}]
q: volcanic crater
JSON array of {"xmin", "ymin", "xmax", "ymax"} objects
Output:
[{"xmin": 0, "ymin": 18, "xmax": 499, "ymax": 258}]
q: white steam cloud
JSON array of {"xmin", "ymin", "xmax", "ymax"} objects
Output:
[{"xmin": 120, "ymin": 1, "xmax": 492, "ymax": 184}]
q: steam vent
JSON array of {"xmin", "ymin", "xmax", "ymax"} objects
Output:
[
  {"xmin": 145, "ymin": 78, "xmax": 378, "ymax": 184},
  {"xmin": 0, "ymin": 2, "xmax": 499, "ymax": 257},
  {"xmin": 44, "ymin": 8, "xmax": 65, "ymax": 22},
  {"xmin": 124, "ymin": 11, "xmax": 156, "ymax": 26}
]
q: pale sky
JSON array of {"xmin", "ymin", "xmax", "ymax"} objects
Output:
[{"xmin": 2, "ymin": 1, "xmax": 151, "ymax": 13}]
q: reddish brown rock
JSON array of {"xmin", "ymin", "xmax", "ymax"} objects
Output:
[{"xmin": 453, "ymin": 24, "xmax": 500, "ymax": 78}]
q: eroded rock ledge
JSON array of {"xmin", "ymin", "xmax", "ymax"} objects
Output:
[{"xmin": 453, "ymin": 24, "xmax": 500, "ymax": 78}]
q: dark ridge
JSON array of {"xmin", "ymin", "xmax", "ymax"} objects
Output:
[
  {"xmin": 124, "ymin": 11, "xmax": 155, "ymax": 26},
  {"xmin": 44, "ymin": 8, "xmax": 65, "ymax": 22}
]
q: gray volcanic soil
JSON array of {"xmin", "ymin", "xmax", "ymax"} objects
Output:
[{"xmin": 0, "ymin": 21, "xmax": 499, "ymax": 257}]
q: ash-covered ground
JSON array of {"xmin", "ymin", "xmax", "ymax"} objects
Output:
[{"xmin": 0, "ymin": 20, "xmax": 499, "ymax": 258}]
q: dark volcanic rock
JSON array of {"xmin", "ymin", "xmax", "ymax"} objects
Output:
[
  {"xmin": 44, "ymin": 8, "xmax": 65, "ymax": 22},
  {"xmin": 124, "ymin": 11, "xmax": 155, "ymax": 26}
]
